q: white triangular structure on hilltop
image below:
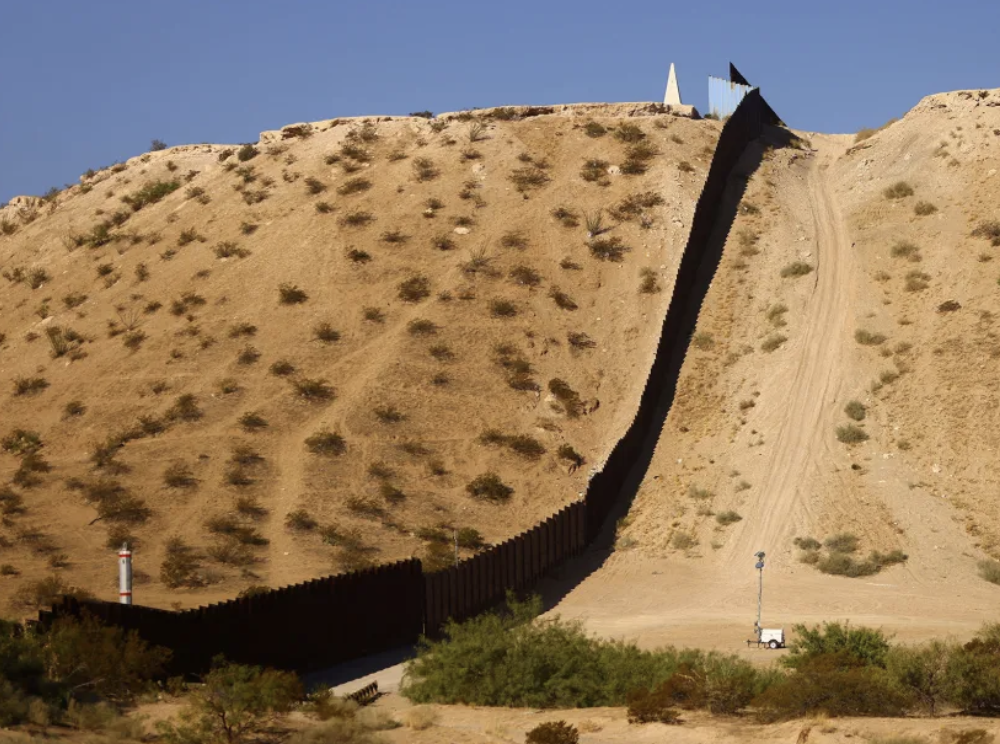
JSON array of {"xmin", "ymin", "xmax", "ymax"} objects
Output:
[{"xmin": 664, "ymin": 63, "xmax": 682, "ymax": 106}]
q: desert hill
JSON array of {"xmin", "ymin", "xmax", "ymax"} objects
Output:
[
  {"xmin": 549, "ymin": 88, "xmax": 1000, "ymax": 650},
  {"xmin": 0, "ymin": 104, "xmax": 717, "ymax": 611}
]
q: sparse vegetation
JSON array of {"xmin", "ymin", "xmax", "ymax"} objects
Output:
[
  {"xmin": 780, "ymin": 261, "xmax": 813, "ymax": 278},
  {"xmin": 589, "ymin": 236, "xmax": 628, "ymax": 262},
  {"xmin": 278, "ymin": 283, "xmax": 309, "ymax": 304},
  {"xmin": 836, "ymin": 424, "xmax": 869, "ymax": 444},
  {"xmin": 855, "ymin": 329, "xmax": 887, "ymax": 346},
  {"xmin": 466, "ymin": 472, "xmax": 514, "ymax": 502},
  {"xmin": 972, "ymin": 220, "xmax": 1000, "ymax": 246},
  {"xmin": 844, "ymin": 400, "xmax": 867, "ymax": 421},
  {"xmin": 914, "ymin": 201, "xmax": 938, "ymax": 216},
  {"xmin": 884, "ymin": 181, "xmax": 914, "ymax": 199},
  {"xmin": 760, "ymin": 334, "xmax": 787, "ymax": 353},
  {"xmin": 305, "ymin": 430, "xmax": 346, "ymax": 456},
  {"xmin": 399, "ymin": 275, "xmax": 431, "ymax": 302},
  {"xmin": 891, "ymin": 240, "xmax": 922, "ymax": 261}
]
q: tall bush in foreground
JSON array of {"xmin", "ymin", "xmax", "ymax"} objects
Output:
[{"xmin": 157, "ymin": 657, "xmax": 302, "ymax": 744}]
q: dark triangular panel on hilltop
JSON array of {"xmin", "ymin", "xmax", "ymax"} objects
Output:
[{"xmin": 729, "ymin": 62, "xmax": 751, "ymax": 86}]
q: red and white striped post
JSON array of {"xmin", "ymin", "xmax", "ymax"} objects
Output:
[{"xmin": 118, "ymin": 543, "xmax": 132, "ymax": 605}]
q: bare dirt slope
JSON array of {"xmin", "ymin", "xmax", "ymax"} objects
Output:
[
  {"xmin": 550, "ymin": 88, "xmax": 1000, "ymax": 649},
  {"xmin": 0, "ymin": 105, "xmax": 716, "ymax": 612}
]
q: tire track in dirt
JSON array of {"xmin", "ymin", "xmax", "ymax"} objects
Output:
[{"xmin": 724, "ymin": 145, "xmax": 856, "ymax": 572}]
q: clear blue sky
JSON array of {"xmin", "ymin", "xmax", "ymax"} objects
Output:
[{"xmin": 2, "ymin": 0, "xmax": 997, "ymax": 204}]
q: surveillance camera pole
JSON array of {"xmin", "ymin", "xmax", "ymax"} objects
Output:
[{"xmin": 754, "ymin": 551, "xmax": 765, "ymax": 639}]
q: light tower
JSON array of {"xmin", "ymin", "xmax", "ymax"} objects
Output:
[{"xmin": 754, "ymin": 550, "xmax": 765, "ymax": 639}]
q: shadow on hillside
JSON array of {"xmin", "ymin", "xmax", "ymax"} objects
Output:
[{"xmin": 535, "ymin": 125, "xmax": 798, "ymax": 613}]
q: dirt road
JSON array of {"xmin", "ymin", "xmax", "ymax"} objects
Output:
[{"xmin": 542, "ymin": 137, "xmax": 998, "ymax": 653}]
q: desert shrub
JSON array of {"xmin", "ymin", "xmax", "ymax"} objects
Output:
[
  {"xmin": 455, "ymin": 527, "xmax": 484, "ymax": 550},
  {"xmin": 236, "ymin": 144, "xmax": 258, "ymax": 162},
  {"xmin": 506, "ymin": 434, "xmax": 546, "ymax": 459},
  {"xmin": 346, "ymin": 248, "xmax": 372, "ymax": 264},
  {"xmin": 10, "ymin": 575, "xmax": 94, "ymax": 611},
  {"xmin": 891, "ymin": 240, "xmax": 921, "ymax": 260},
  {"xmin": 639, "ymin": 267, "xmax": 660, "ymax": 294},
  {"xmin": 627, "ymin": 686, "xmax": 682, "ymax": 725},
  {"xmin": 164, "ymin": 462, "xmax": 197, "ymax": 489},
  {"xmin": 580, "ymin": 159, "xmax": 609, "ymax": 184},
  {"xmin": 551, "ymin": 206, "xmax": 579, "ymax": 228},
  {"xmin": 270, "ymin": 359, "xmax": 295, "ymax": 377},
  {"xmin": 490, "ymin": 299, "xmax": 518, "ymax": 318},
  {"xmin": 583, "ymin": 120, "xmax": 606, "ymax": 138},
  {"xmin": 947, "ymin": 623, "xmax": 1000, "ymax": 713},
  {"xmin": 12, "ymin": 376, "xmax": 49, "ymax": 396},
  {"xmin": 238, "ymin": 411, "xmax": 268, "ymax": 432},
  {"xmin": 403, "ymin": 593, "xmax": 765, "ymax": 712},
  {"xmin": 692, "ymin": 333, "xmax": 714, "ymax": 350},
  {"xmin": 855, "ymin": 329, "xmax": 887, "ymax": 345},
  {"xmin": 754, "ymin": 656, "xmax": 910, "ymax": 721},
  {"xmin": 278, "ymin": 510, "xmax": 318, "ymax": 535},
  {"xmin": 567, "ymin": 332, "xmax": 595, "ymax": 350},
  {"xmin": 978, "ymin": 559, "xmax": 1000, "ymax": 585},
  {"xmin": 399, "ymin": 275, "xmax": 431, "ymax": 302},
  {"xmin": 509, "ymin": 265, "xmax": 542, "ymax": 287},
  {"xmin": 431, "ymin": 234, "xmax": 455, "ymax": 251},
  {"xmin": 526, "ymin": 721, "xmax": 580, "ymax": 743},
  {"xmin": 374, "ymin": 405, "xmax": 404, "ymax": 423},
  {"xmin": 293, "ymin": 378, "xmax": 335, "ymax": 401},
  {"xmin": 836, "ymin": 424, "xmax": 868, "ymax": 443},
  {"xmin": 156, "ymin": 659, "xmax": 301, "ymax": 743},
  {"xmin": 407, "ymin": 318, "xmax": 438, "ymax": 336},
  {"xmin": 548, "ymin": 378, "xmax": 583, "ymax": 418},
  {"xmin": 121, "ymin": 180, "xmax": 179, "ymax": 211},
  {"xmin": 841, "ymin": 400, "xmax": 867, "ymax": 421},
  {"xmin": 884, "ymin": 181, "xmax": 914, "ymax": 199},
  {"xmin": 780, "ymin": 261, "xmax": 813, "ymax": 277},
  {"xmin": 306, "ymin": 430, "xmax": 346, "ymax": 456},
  {"xmin": 336, "ymin": 177, "xmax": 371, "ymax": 196},
  {"xmin": 237, "ymin": 345, "xmax": 261, "ymax": 365},
  {"xmin": 715, "ymin": 510, "xmax": 742, "ymax": 526},
  {"xmin": 466, "ymin": 473, "xmax": 513, "ymax": 502},
  {"xmin": 824, "ymin": 533, "xmax": 860, "ymax": 553},
  {"xmin": 510, "ymin": 166, "xmax": 549, "ymax": 191},
  {"xmin": 671, "ymin": 533, "xmax": 696, "ymax": 549},
  {"xmin": 314, "ymin": 322, "xmax": 341, "ymax": 343},
  {"xmin": 278, "ymin": 283, "xmax": 308, "ymax": 304},
  {"xmin": 971, "ymin": 220, "xmax": 1000, "ymax": 246},
  {"xmin": 760, "ymin": 334, "xmax": 787, "ymax": 352},
  {"xmin": 614, "ymin": 123, "xmax": 646, "ymax": 143},
  {"xmin": 412, "ymin": 157, "xmax": 439, "ymax": 182},
  {"xmin": 362, "ymin": 306, "xmax": 385, "ymax": 323},
  {"xmin": 229, "ymin": 322, "xmax": 257, "ymax": 338},
  {"xmin": 215, "ymin": 242, "xmax": 250, "ymax": 259},
  {"xmin": 914, "ymin": 201, "xmax": 937, "ymax": 216},
  {"xmin": 589, "ymin": 236, "xmax": 628, "ymax": 262},
  {"xmin": 905, "ymin": 270, "xmax": 930, "ymax": 292},
  {"xmin": 339, "ymin": 210, "xmax": 375, "ymax": 227},
  {"xmin": 885, "ymin": 640, "xmax": 956, "ymax": 715}
]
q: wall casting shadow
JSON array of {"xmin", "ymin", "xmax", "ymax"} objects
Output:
[{"xmin": 537, "ymin": 124, "xmax": 797, "ymax": 611}]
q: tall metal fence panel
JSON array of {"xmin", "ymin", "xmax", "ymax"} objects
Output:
[
  {"xmin": 37, "ymin": 91, "xmax": 779, "ymax": 675},
  {"xmin": 709, "ymin": 77, "xmax": 756, "ymax": 119}
]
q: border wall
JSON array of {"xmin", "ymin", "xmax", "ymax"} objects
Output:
[{"xmin": 39, "ymin": 90, "xmax": 780, "ymax": 675}]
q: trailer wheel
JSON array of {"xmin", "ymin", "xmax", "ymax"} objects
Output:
[{"xmin": 768, "ymin": 640, "xmax": 779, "ymax": 649}]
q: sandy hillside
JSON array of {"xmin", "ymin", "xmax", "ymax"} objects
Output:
[
  {"xmin": 550, "ymin": 88, "xmax": 1000, "ymax": 649},
  {"xmin": 0, "ymin": 104, "xmax": 716, "ymax": 612}
]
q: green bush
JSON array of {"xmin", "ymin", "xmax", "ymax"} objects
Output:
[
  {"xmin": 754, "ymin": 654, "xmax": 911, "ymax": 721},
  {"xmin": 886, "ymin": 640, "xmax": 956, "ymax": 714},
  {"xmin": 157, "ymin": 658, "xmax": 302, "ymax": 743},
  {"xmin": 946, "ymin": 623, "xmax": 1000, "ymax": 714},
  {"xmin": 784, "ymin": 621, "xmax": 892, "ymax": 669}
]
